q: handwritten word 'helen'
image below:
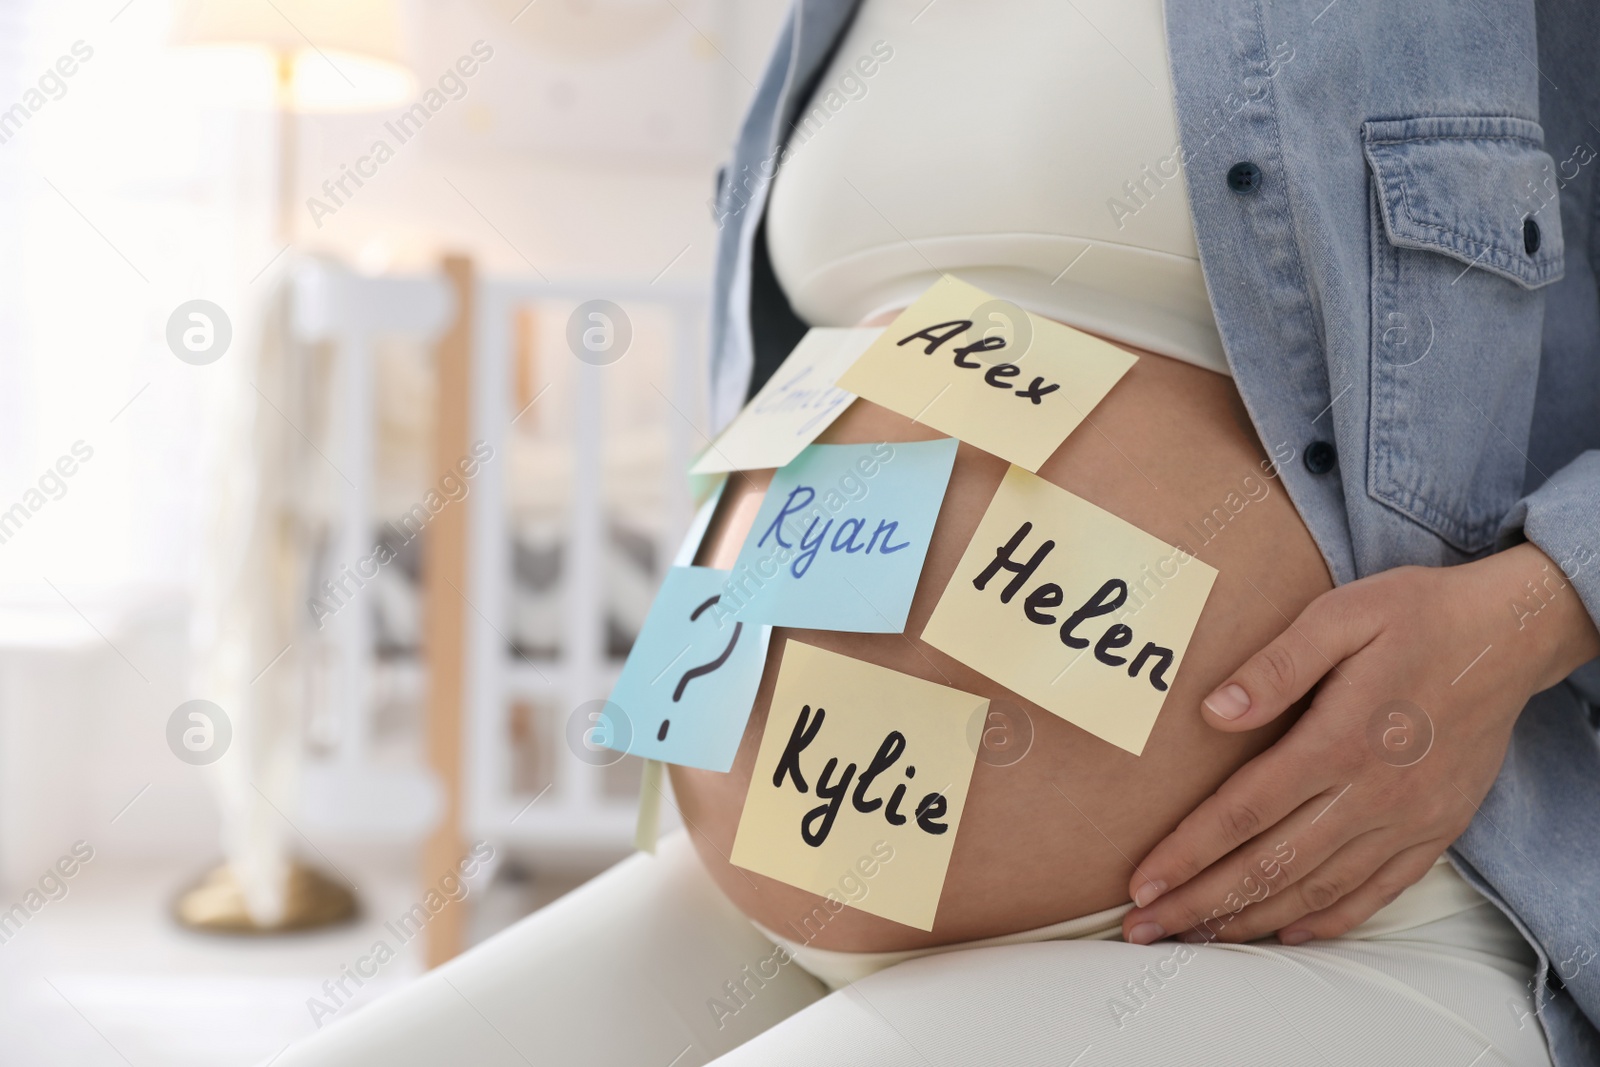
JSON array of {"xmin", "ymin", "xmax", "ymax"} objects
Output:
[{"xmin": 975, "ymin": 522, "xmax": 1176, "ymax": 692}]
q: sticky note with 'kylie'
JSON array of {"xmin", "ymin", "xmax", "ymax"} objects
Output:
[{"xmin": 731, "ymin": 641, "xmax": 985, "ymax": 931}]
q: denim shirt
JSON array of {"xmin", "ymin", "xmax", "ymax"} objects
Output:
[{"xmin": 706, "ymin": 1, "xmax": 1600, "ymax": 1061}]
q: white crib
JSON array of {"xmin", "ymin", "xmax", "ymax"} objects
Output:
[{"xmin": 287, "ymin": 256, "xmax": 704, "ymax": 917}]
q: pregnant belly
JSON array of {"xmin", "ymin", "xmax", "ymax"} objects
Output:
[{"xmin": 670, "ymin": 336, "xmax": 1332, "ymax": 952}]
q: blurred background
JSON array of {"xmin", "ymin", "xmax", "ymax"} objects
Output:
[{"xmin": 0, "ymin": 0, "xmax": 786, "ymax": 1061}]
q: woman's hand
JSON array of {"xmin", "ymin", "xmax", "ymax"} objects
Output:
[{"xmin": 1121, "ymin": 541, "xmax": 1600, "ymax": 947}]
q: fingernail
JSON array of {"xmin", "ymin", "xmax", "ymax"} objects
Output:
[
  {"xmin": 1133, "ymin": 880, "xmax": 1167, "ymax": 908},
  {"xmin": 1128, "ymin": 922, "xmax": 1165, "ymax": 945},
  {"xmin": 1204, "ymin": 683, "xmax": 1251, "ymax": 720},
  {"xmin": 1281, "ymin": 929, "xmax": 1312, "ymax": 946}
]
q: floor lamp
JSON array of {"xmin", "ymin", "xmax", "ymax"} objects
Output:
[{"xmin": 168, "ymin": 0, "xmax": 415, "ymax": 934}]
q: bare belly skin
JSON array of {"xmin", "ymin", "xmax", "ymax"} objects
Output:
[{"xmin": 670, "ymin": 327, "xmax": 1332, "ymax": 952}]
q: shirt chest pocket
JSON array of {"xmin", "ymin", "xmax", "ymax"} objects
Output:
[{"xmin": 1362, "ymin": 116, "xmax": 1564, "ymax": 554}]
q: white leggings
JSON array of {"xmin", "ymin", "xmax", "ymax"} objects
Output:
[{"xmin": 276, "ymin": 831, "xmax": 1552, "ymax": 1067}]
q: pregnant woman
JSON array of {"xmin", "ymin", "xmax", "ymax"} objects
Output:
[
  {"xmin": 670, "ymin": 1, "xmax": 1599, "ymax": 1062},
  {"xmin": 277, "ymin": 1, "xmax": 1600, "ymax": 1065}
]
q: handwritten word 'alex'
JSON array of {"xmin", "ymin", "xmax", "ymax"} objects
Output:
[{"xmin": 896, "ymin": 320, "xmax": 1061, "ymax": 405}]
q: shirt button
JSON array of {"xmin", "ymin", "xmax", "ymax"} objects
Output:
[
  {"xmin": 1227, "ymin": 161, "xmax": 1262, "ymax": 194},
  {"xmin": 1304, "ymin": 440, "xmax": 1337, "ymax": 474},
  {"xmin": 1524, "ymin": 218, "xmax": 1541, "ymax": 255}
]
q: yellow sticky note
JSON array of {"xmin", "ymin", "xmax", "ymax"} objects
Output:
[
  {"xmin": 835, "ymin": 276, "xmax": 1137, "ymax": 471},
  {"xmin": 690, "ymin": 328, "xmax": 880, "ymax": 475},
  {"xmin": 730, "ymin": 641, "xmax": 985, "ymax": 931},
  {"xmin": 922, "ymin": 467, "xmax": 1217, "ymax": 756}
]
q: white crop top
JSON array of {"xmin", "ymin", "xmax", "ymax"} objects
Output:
[{"xmin": 766, "ymin": 0, "xmax": 1230, "ymax": 376}]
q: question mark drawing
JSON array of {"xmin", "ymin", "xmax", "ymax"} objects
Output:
[{"xmin": 660, "ymin": 594, "xmax": 744, "ymax": 741}]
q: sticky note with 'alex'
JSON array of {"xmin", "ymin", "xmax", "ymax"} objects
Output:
[{"xmin": 835, "ymin": 275, "xmax": 1136, "ymax": 471}]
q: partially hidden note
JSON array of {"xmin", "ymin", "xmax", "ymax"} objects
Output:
[
  {"xmin": 835, "ymin": 275, "xmax": 1137, "ymax": 471},
  {"xmin": 721, "ymin": 438, "xmax": 958, "ymax": 633},
  {"xmin": 922, "ymin": 466, "xmax": 1217, "ymax": 756},
  {"xmin": 691, "ymin": 328, "xmax": 881, "ymax": 475},
  {"xmin": 603, "ymin": 565, "xmax": 772, "ymax": 772},
  {"xmin": 730, "ymin": 641, "xmax": 985, "ymax": 931},
  {"xmin": 673, "ymin": 478, "xmax": 727, "ymax": 567}
]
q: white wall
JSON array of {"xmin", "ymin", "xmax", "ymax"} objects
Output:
[
  {"xmin": 295, "ymin": 0, "xmax": 790, "ymax": 282},
  {"xmin": 0, "ymin": 0, "xmax": 795, "ymax": 876}
]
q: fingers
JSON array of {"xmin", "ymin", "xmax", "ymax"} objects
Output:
[
  {"xmin": 1275, "ymin": 843, "xmax": 1442, "ymax": 944},
  {"xmin": 1201, "ymin": 591, "xmax": 1377, "ymax": 732},
  {"xmin": 1127, "ymin": 742, "xmax": 1330, "ymax": 915},
  {"xmin": 1124, "ymin": 783, "xmax": 1351, "ymax": 945},
  {"xmin": 1176, "ymin": 830, "xmax": 1396, "ymax": 944}
]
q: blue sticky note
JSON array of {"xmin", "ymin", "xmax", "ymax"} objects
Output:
[
  {"xmin": 603, "ymin": 565, "xmax": 772, "ymax": 772},
  {"xmin": 723, "ymin": 439, "xmax": 959, "ymax": 633}
]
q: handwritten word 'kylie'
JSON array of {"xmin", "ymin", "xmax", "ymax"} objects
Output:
[
  {"xmin": 976, "ymin": 521, "xmax": 1176, "ymax": 692},
  {"xmin": 896, "ymin": 321, "xmax": 1061, "ymax": 405},
  {"xmin": 772, "ymin": 704, "xmax": 949, "ymax": 847},
  {"xmin": 756, "ymin": 485, "xmax": 912, "ymax": 579}
]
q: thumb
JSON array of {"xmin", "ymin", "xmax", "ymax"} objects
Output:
[{"xmin": 1201, "ymin": 593, "xmax": 1373, "ymax": 731}]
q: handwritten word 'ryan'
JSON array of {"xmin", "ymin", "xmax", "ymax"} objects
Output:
[
  {"xmin": 896, "ymin": 320, "xmax": 1060, "ymax": 405},
  {"xmin": 756, "ymin": 486, "xmax": 911, "ymax": 579}
]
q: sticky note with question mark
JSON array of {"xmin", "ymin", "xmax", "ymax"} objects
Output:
[{"xmin": 603, "ymin": 565, "xmax": 772, "ymax": 772}]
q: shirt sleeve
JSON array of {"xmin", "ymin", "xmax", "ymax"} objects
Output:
[{"xmin": 1497, "ymin": 450, "xmax": 1600, "ymax": 638}]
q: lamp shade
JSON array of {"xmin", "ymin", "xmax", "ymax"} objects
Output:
[{"xmin": 170, "ymin": 0, "xmax": 416, "ymax": 112}]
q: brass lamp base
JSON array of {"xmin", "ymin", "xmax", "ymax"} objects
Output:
[{"xmin": 174, "ymin": 861, "xmax": 358, "ymax": 934}]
